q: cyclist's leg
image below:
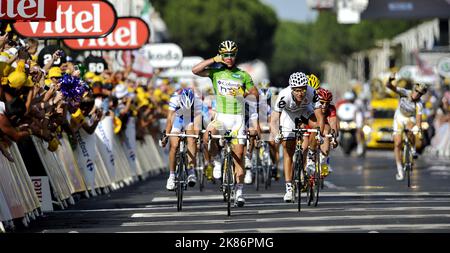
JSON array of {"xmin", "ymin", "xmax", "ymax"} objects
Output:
[
  {"xmin": 320, "ymin": 124, "xmax": 332, "ymax": 176},
  {"xmin": 282, "ymin": 140, "xmax": 296, "ymax": 182},
  {"xmin": 393, "ymin": 115, "xmax": 404, "ymax": 180},
  {"xmin": 244, "ymin": 126, "xmax": 258, "ymax": 184},
  {"xmin": 355, "ymin": 111, "xmax": 365, "ymax": 156},
  {"xmin": 306, "ymin": 113, "xmax": 319, "ymax": 172},
  {"xmin": 166, "ymin": 126, "xmax": 181, "ymax": 190},
  {"xmin": 320, "ymin": 124, "xmax": 331, "ymax": 156},
  {"xmin": 280, "ymin": 110, "xmax": 297, "ymax": 183},
  {"xmin": 268, "ymin": 140, "xmax": 280, "ymax": 179},
  {"xmin": 203, "ymin": 121, "xmax": 220, "ymax": 158},
  {"xmin": 405, "ymin": 119, "xmax": 417, "ymax": 155},
  {"xmin": 185, "ymin": 122, "xmax": 199, "ymax": 187}
]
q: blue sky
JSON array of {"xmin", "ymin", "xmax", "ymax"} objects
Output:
[{"xmin": 260, "ymin": 0, "xmax": 318, "ymax": 23}]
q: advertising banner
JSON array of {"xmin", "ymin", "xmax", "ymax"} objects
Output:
[
  {"xmin": 30, "ymin": 177, "xmax": 53, "ymax": 212},
  {"xmin": 0, "ymin": 0, "xmax": 57, "ymax": 21},
  {"xmin": 138, "ymin": 43, "xmax": 183, "ymax": 68},
  {"xmin": 123, "ymin": 117, "xmax": 137, "ymax": 176},
  {"xmin": 13, "ymin": 0, "xmax": 117, "ymax": 39},
  {"xmin": 74, "ymin": 129, "xmax": 97, "ymax": 191},
  {"xmin": 95, "ymin": 116, "xmax": 116, "ymax": 181},
  {"xmin": 64, "ymin": 17, "xmax": 150, "ymax": 50}
]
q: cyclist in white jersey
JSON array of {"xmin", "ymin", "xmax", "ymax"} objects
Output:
[
  {"xmin": 386, "ymin": 74, "xmax": 427, "ymax": 181},
  {"xmin": 270, "ymin": 72, "xmax": 325, "ymax": 202},
  {"xmin": 161, "ymin": 88, "xmax": 203, "ymax": 190},
  {"xmin": 244, "ymin": 79, "xmax": 277, "ymax": 184}
]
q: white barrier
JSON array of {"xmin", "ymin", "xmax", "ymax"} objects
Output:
[
  {"xmin": 32, "ymin": 137, "xmax": 74, "ymax": 207},
  {"xmin": 1, "ymin": 119, "xmax": 166, "ymax": 231},
  {"xmin": 0, "ymin": 143, "xmax": 40, "ymax": 227}
]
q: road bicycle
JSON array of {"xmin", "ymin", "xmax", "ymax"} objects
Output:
[
  {"xmin": 161, "ymin": 132, "xmax": 199, "ymax": 211},
  {"xmin": 208, "ymin": 130, "xmax": 248, "ymax": 216}
]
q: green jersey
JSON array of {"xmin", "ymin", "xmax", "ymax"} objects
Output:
[{"xmin": 209, "ymin": 67, "xmax": 254, "ymax": 115}]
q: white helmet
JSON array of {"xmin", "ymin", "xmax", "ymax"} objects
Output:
[
  {"xmin": 343, "ymin": 91, "xmax": 355, "ymax": 101},
  {"xmin": 289, "ymin": 72, "xmax": 308, "ymax": 88}
]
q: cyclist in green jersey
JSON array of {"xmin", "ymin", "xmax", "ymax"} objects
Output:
[{"xmin": 192, "ymin": 40, "xmax": 260, "ymax": 207}]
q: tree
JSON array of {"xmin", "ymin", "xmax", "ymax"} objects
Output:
[
  {"xmin": 269, "ymin": 21, "xmax": 320, "ymax": 86},
  {"xmin": 157, "ymin": 0, "xmax": 278, "ymax": 62}
]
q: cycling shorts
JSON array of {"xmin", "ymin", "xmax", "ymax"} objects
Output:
[
  {"xmin": 393, "ymin": 111, "xmax": 416, "ymax": 135},
  {"xmin": 209, "ymin": 113, "xmax": 246, "ymax": 145}
]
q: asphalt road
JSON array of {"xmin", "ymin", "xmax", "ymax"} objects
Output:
[{"xmin": 18, "ymin": 149, "xmax": 450, "ymax": 233}]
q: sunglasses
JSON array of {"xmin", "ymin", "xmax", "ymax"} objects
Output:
[
  {"xmin": 320, "ymin": 101, "xmax": 330, "ymax": 107},
  {"xmin": 221, "ymin": 53, "xmax": 236, "ymax": 58},
  {"xmin": 292, "ymin": 88, "xmax": 307, "ymax": 93},
  {"xmin": 415, "ymin": 90, "xmax": 425, "ymax": 95}
]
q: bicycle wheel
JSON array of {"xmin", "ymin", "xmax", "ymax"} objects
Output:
[
  {"xmin": 294, "ymin": 151, "xmax": 304, "ymax": 212},
  {"xmin": 255, "ymin": 164, "xmax": 260, "ymax": 191},
  {"xmin": 405, "ymin": 144, "xmax": 412, "ymax": 188},
  {"xmin": 313, "ymin": 149, "xmax": 321, "ymax": 207},
  {"xmin": 264, "ymin": 163, "xmax": 271, "ymax": 190},
  {"xmin": 197, "ymin": 151, "xmax": 205, "ymax": 192},
  {"xmin": 176, "ymin": 156, "xmax": 185, "ymax": 211},
  {"xmin": 224, "ymin": 154, "xmax": 233, "ymax": 216}
]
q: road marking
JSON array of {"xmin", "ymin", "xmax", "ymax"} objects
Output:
[
  {"xmin": 129, "ymin": 206, "xmax": 450, "ymax": 219},
  {"xmin": 428, "ymin": 166, "xmax": 450, "ymax": 171},
  {"xmin": 357, "ymin": 186, "xmax": 385, "ymax": 189},
  {"xmin": 120, "ymin": 223, "xmax": 450, "ymax": 233},
  {"xmin": 122, "ymin": 213, "xmax": 450, "ymax": 227},
  {"xmin": 150, "ymin": 192, "xmax": 450, "ymax": 202},
  {"xmin": 323, "ymin": 181, "xmax": 346, "ymax": 190}
]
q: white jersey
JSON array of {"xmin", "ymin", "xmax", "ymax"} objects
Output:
[
  {"xmin": 274, "ymin": 86, "xmax": 320, "ymax": 113},
  {"xmin": 396, "ymin": 87, "xmax": 423, "ymax": 117}
]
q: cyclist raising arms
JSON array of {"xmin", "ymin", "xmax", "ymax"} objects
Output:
[
  {"xmin": 192, "ymin": 40, "xmax": 259, "ymax": 207},
  {"xmin": 271, "ymin": 72, "xmax": 325, "ymax": 202},
  {"xmin": 161, "ymin": 88, "xmax": 203, "ymax": 191},
  {"xmin": 386, "ymin": 74, "xmax": 427, "ymax": 181}
]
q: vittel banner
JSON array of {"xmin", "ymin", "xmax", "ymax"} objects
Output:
[
  {"xmin": 0, "ymin": 0, "xmax": 57, "ymax": 21},
  {"xmin": 12, "ymin": 0, "xmax": 117, "ymax": 39},
  {"xmin": 64, "ymin": 17, "xmax": 150, "ymax": 50}
]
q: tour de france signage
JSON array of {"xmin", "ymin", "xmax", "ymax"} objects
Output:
[
  {"xmin": 63, "ymin": 17, "xmax": 150, "ymax": 50},
  {"xmin": 0, "ymin": 0, "xmax": 57, "ymax": 21},
  {"xmin": 12, "ymin": 0, "xmax": 117, "ymax": 39},
  {"xmin": 139, "ymin": 43, "xmax": 183, "ymax": 69}
]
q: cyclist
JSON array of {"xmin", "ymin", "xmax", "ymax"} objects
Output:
[
  {"xmin": 243, "ymin": 79, "xmax": 273, "ymax": 184},
  {"xmin": 316, "ymin": 87, "xmax": 339, "ymax": 176},
  {"xmin": 161, "ymin": 88, "xmax": 203, "ymax": 191},
  {"xmin": 192, "ymin": 40, "xmax": 259, "ymax": 207},
  {"xmin": 386, "ymin": 74, "xmax": 427, "ymax": 181},
  {"xmin": 270, "ymin": 72, "xmax": 324, "ymax": 202}
]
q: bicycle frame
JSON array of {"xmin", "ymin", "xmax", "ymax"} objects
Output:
[
  {"xmin": 165, "ymin": 132, "xmax": 199, "ymax": 211},
  {"xmin": 402, "ymin": 129, "xmax": 414, "ymax": 188},
  {"xmin": 208, "ymin": 130, "xmax": 248, "ymax": 216}
]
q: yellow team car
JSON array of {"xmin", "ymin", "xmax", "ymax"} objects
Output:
[
  {"xmin": 364, "ymin": 98, "xmax": 398, "ymax": 149},
  {"xmin": 364, "ymin": 98, "xmax": 427, "ymax": 150}
]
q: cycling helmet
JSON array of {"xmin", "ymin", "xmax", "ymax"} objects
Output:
[
  {"xmin": 289, "ymin": 72, "xmax": 308, "ymax": 88},
  {"xmin": 260, "ymin": 87, "xmax": 272, "ymax": 99},
  {"xmin": 343, "ymin": 91, "xmax": 355, "ymax": 101},
  {"xmin": 317, "ymin": 88, "xmax": 333, "ymax": 102},
  {"xmin": 414, "ymin": 82, "xmax": 428, "ymax": 94},
  {"xmin": 218, "ymin": 40, "xmax": 238, "ymax": 54},
  {"xmin": 308, "ymin": 74, "xmax": 320, "ymax": 90},
  {"xmin": 179, "ymin": 88, "xmax": 195, "ymax": 109},
  {"xmin": 259, "ymin": 79, "xmax": 270, "ymax": 89}
]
